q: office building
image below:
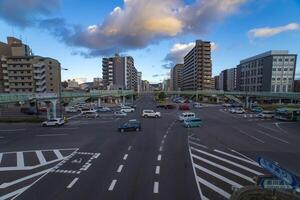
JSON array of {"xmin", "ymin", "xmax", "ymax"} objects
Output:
[
  {"xmin": 214, "ymin": 76, "xmax": 219, "ymax": 90},
  {"xmin": 182, "ymin": 40, "xmax": 212, "ymax": 91},
  {"xmin": 237, "ymin": 51, "xmax": 297, "ymax": 92},
  {"xmin": 294, "ymin": 80, "xmax": 300, "ymax": 92},
  {"xmin": 102, "ymin": 54, "xmax": 138, "ymax": 90},
  {"xmin": 0, "ymin": 37, "xmax": 61, "ymax": 93},
  {"xmin": 218, "ymin": 68, "xmax": 237, "ymax": 91},
  {"xmin": 170, "ymin": 64, "xmax": 183, "ymax": 91}
]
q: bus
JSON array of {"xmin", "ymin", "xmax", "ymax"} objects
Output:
[{"xmin": 275, "ymin": 108, "xmax": 300, "ymax": 121}]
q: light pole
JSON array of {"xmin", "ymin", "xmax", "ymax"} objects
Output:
[{"xmin": 59, "ymin": 67, "xmax": 68, "ymax": 118}]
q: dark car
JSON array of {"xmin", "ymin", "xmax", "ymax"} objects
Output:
[
  {"xmin": 118, "ymin": 120, "xmax": 141, "ymax": 132},
  {"xmin": 179, "ymin": 104, "xmax": 190, "ymax": 110}
]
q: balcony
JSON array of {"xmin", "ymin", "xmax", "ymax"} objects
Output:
[
  {"xmin": 34, "ymin": 73, "xmax": 46, "ymax": 80},
  {"xmin": 36, "ymin": 80, "xmax": 46, "ymax": 86}
]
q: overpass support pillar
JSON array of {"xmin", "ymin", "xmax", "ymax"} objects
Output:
[
  {"xmin": 245, "ymin": 96, "xmax": 249, "ymax": 109},
  {"xmin": 98, "ymin": 98, "xmax": 101, "ymax": 107},
  {"xmin": 216, "ymin": 96, "xmax": 220, "ymax": 103},
  {"xmin": 122, "ymin": 96, "xmax": 126, "ymax": 105},
  {"xmin": 46, "ymin": 99, "xmax": 57, "ymax": 120}
]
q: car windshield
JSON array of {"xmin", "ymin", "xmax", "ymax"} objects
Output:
[{"xmin": 1, "ymin": 1, "xmax": 300, "ymax": 200}]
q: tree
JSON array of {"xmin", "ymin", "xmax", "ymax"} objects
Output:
[{"xmin": 158, "ymin": 92, "xmax": 166, "ymax": 100}]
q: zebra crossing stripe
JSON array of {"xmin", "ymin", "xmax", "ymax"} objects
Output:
[
  {"xmin": 213, "ymin": 149, "xmax": 260, "ymax": 167},
  {"xmin": 191, "ymin": 154, "xmax": 255, "ymax": 183},
  {"xmin": 36, "ymin": 151, "xmax": 47, "ymax": 165},
  {"xmin": 191, "ymin": 147, "xmax": 263, "ymax": 176},
  {"xmin": 16, "ymin": 152, "xmax": 24, "ymax": 168},
  {"xmin": 196, "ymin": 176, "xmax": 231, "ymax": 199},
  {"xmin": 193, "ymin": 163, "xmax": 243, "ymax": 188},
  {"xmin": 188, "ymin": 140, "xmax": 208, "ymax": 149},
  {"xmin": 54, "ymin": 150, "xmax": 63, "ymax": 159}
]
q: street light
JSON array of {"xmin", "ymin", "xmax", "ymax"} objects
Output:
[{"xmin": 59, "ymin": 67, "xmax": 68, "ymax": 118}]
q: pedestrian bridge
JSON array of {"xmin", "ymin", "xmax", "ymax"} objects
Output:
[{"xmin": 0, "ymin": 90, "xmax": 300, "ymax": 104}]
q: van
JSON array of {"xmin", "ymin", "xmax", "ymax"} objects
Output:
[
  {"xmin": 184, "ymin": 118, "xmax": 203, "ymax": 128},
  {"xmin": 179, "ymin": 112, "xmax": 195, "ymax": 121}
]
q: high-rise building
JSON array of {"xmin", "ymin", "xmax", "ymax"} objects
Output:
[
  {"xmin": 294, "ymin": 80, "xmax": 300, "ymax": 92},
  {"xmin": 142, "ymin": 80, "xmax": 150, "ymax": 91},
  {"xmin": 102, "ymin": 54, "xmax": 138, "ymax": 90},
  {"xmin": 218, "ymin": 68, "xmax": 237, "ymax": 91},
  {"xmin": 182, "ymin": 40, "xmax": 212, "ymax": 91},
  {"xmin": 214, "ymin": 76, "xmax": 219, "ymax": 90},
  {"xmin": 0, "ymin": 37, "xmax": 61, "ymax": 93},
  {"xmin": 137, "ymin": 72, "xmax": 142, "ymax": 93},
  {"xmin": 237, "ymin": 51, "xmax": 297, "ymax": 92},
  {"xmin": 170, "ymin": 64, "xmax": 183, "ymax": 91}
]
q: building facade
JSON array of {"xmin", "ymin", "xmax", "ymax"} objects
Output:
[
  {"xmin": 237, "ymin": 51, "xmax": 297, "ymax": 92},
  {"xmin": 182, "ymin": 40, "xmax": 212, "ymax": 91},
  {"xmin": 170, "ymin": 64, "xmax": 183, "ymax": 91},
  {"xmin": 0, "ymin": 37, "xmax": 61, "ymax": 93},
  {"xmin": 294, "ymin": 80, "xmax": 300, "ymax": 92},
  {"xmin": 102, "ymin": 54, "xmax": 138, "ymax": 90},
  {"xmin": 218, "ymin": 68, "xmax": 237, "ymax": 91}
]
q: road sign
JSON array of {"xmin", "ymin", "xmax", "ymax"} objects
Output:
[
  {"xmin": 257, "ymin": 156, "xmax": 299, "ymax": 189},
  {"xmin": 259, "ymin": 177, "xmax": 293, "ymax": 190}
]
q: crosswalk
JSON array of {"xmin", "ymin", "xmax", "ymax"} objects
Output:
[
  {"xmin": 0, "ymin": 148, "xmax": 76, "ymax": 171},
  {"xmin": 188, "ymin": 135, "xmax": 266, "ymax": 200}
]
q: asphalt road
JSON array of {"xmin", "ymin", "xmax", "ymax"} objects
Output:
[{"xmin": 0, "ymin": 94, "xmax": 300, "ymax": 200}]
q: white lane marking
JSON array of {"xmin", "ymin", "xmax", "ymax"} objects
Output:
[
  {"xmin": 193, "ymin": 163, "xmax": 243, "ymax": 188},
  {"xmin": 213, "ymin": 149, "xmax": 260, "ymax": 167},
  {"xmin": 163, "ymin": 135, "xmax": 167, "ymax": 138},
  {"xmin": 123, "ymin": 154, "xmax": 128, "ymax": 160},
  {"xmin": 0, "ymin": 136, "xmax": 4, "ymax": 139},
  {"xmin": 157, "ymin": 154, "xmax": 162, "ymax": 161},
  {"xmin": 229, "ymin": 149, "xmax": 257, "ymax": 163},
  {"xmin": 159, "ymin": 146, "xmax": 163, "ymax": 152},
  {"xmin": 161, "ymin": 140, "xmax": 165, "ymax": 144},
  {"xmin": 0, "ymin": 153, "xmax": 3, "ymax": 164},
  {"xmin": 196, "ymin": 176, "xmax": 231, "ymax": 199},
  {"xmin": 36, "ymin": 134, "xmax": 69, "ymax": 137},
  {"xmin": 256, "ymin": 130, "xmax": 289, "ymax": 144},
  {"xmin": 188, "ymin": 140, "xmax": 208, "ymax": 149},
  {"xmin": 0, "ymin": 185, "xmax": 30, "ymax": 200},
  {"xmin": 257, "ymin": 123, "xmax": 281, "ymax": 133},
  {"xmin": 155, "ymin": 166, "xmax": 160, "ymax": 174},
  {"xmin": 153, "ymin": 182, "xmax": 159, "ymax": 194},
  {"xmin": 188, "ymin": 148, "xmax": 208, "ymax": 200},
  {"xmin": 0, "ymin": 148, "xmax": 76, "ymax": 154},
  {"xmin": 0, "ymin": 169, "xmax": 50, "ymax": 189},
  {"xmin": 0, "ymin": 129, "xmax": 26, "ymax": 132},
  {"xmin": 128, "ymin": 146, "xmax": 132, "ymax": 151},
  {"xmin": 36, "ymin": 151, "xmax": 47, "ymax": 165},
  {"xmin": 117, "ymin": 165, "xmax": 123, "ymax": 173},
  {"xmin": 188, "ymin": 136, "xmax": 201, "ymax": 142},
  {"xmin": 192, "ymin": 154, "xmax": 255, "ymax": 183},
  {"xmin": 82, "ymin": 163, "xmax": 91, "ymax": 171},
  {"xmin": 17, "ymin": 152, "xmax": 24, "ymax": 168},
  {"xmin": 52, "ymin": 127, "xmax": 79, "ymax": 130},
  {"xmin": 275, "ymin": 123, "xmax": 288, "ymax": 133},
  {"xmin": 54, "ymin": 150, "xmax": 64, "ymax": 159},
  {"xmin": 239, "ymin": 130, "xmax": 265, "ymax": 144},
  {"xmin": 108, "ymin": 180, "xmax": 117, "ymax": 191},
  {"xmin": 67, "ymin": 177, "xmax": 79, "ymax": 189},
  {"xmin": 190, "ymin": 147, "xmax": 263, "ymax": 176}
]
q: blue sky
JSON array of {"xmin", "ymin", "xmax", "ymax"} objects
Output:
[{"xmin": 0, "ymin": 0, "xmax": 300, "ymax": 82}]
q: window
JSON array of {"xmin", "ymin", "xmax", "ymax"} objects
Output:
[
  {"xmin": 278, "ymin": 68, "xmax": 281, "ymax": 71},
  {"xmin": 278, "ymin": 58, "xmax": 283, "ymax": 62},
  {"xmin": 284, "ymin": 68, "xmax": 288, "ymax": 71},
  {"xmin": 289, "ymin": 68, "xmax": 294, "ymax": 71},
  {"xmin": 290, "ymin": 58, "xmax": 294, "ymax": 62},
  {"xmin": 273, "ymin": 58, "xmax": 277, "ymax": 62},
  {"xmin": 272, "ymin": 68, "xmax": 276, "ymax": 71},
  {"xmin": 50, "ymin": 78, "xmax": 53, "ymax": 81},
  {"xmin": 285, "ymin": 59, "xmax": 289, "ymax": 62}
]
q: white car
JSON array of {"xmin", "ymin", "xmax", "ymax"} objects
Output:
[
  {"xmin": 42, "ymin": 118, "xmax": 64, "ymax": 127},
  {"xmin": 179, "ymin": 112, "xmax": 196, "ymax": 121},
  {"xmin": 231, "ymin": 108, "xmax": 245, "ymax": 114},
  {"xmin": 65, "ymin": 106, "xmax": 77, "ymax": 113},
  {"xmin": 83, "ymin": 111, "xmax": 99, "ymax": 118},
  {"xmin": 194, "ymin": 103, "xmax": 203, "ymax": 109},
  {"xmin": 142, "ymin": 110, "xmax": 161, "ymax": 118},
  {"xmin": 256, "ymin": 111, "xmax": 275, "ymax": 119},
  {"xmin": 114, "ymin": 111, "xmax": 127, "ymax": 117},
  {"xmin": 120, "ymin": 106, "xmax": 135, "ymax": 113}
]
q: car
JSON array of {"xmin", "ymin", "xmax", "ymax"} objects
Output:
[
  {"xmin": 229, "ymin": 108, "xmax": 237, "ymax": 113},
  {"xmin": 114, "ymin": 111, "xmax": 127, "ymax": 117},
  {"xmin": 80, "ymin": 107, "xmax": 93, "ymax": 114},
  {"xmin": 179, "ymin": 104, "xmax": 190, "ymax": 110},
  {"xmin": 234, "ymin": 108, "xmax": 245, "ymax": 114},
  {"xmin": 83, "ymin": 111, "xmax": 99, "ymax": 118},
  {"xmin": 65, "ymin": 106, "xmax": 77, "ymax": 113},
  {"xmin": 194, "ymin": 102, "xmax": 203, "ymax": 109},
  {"xmin": 256, "ymin": 111, "xmax": 275, "ymax": 119},
  {"xmin": 124, "ymin": 103, "xmax": 137, "ymax": 108},
  {"xmin": 96, "ymin": 106, "xmax": 111, "ymax": 112},
  {"xmin": 142, "ymin": 110, "xmax": 161, "ymax": 118},
  {"xmin": 118, "ymin": 120, "xmax": 141, "ymax": 132},
  {"xmin": 251, "ymin": 107, "xmax": 264, "ymax": 113},
  {"xmin": 184, "ymin": 118, "xmax": 203, "ymax": 128},
  {"xmin": 179, "ymin": 112, "xmax": 196, "ymax": 121},
  {"xmin": 42, "ymin": 118, "xmax": 64, "ymax": 127},
  {"xmin": 222, "ymin": 103, "xmax": 232, "ymax": 108},
  {"xmin": 120, "ymin": 106, "xmax": 135, "ymax": 113}
]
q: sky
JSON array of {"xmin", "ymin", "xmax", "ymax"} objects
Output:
[{"xmin": 0, "ymin": 0, "xmax": 300, "ymax": 83}]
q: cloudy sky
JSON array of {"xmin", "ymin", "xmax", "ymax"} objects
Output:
[{"xmin": 0, "ymin": 0, "xmax": 300, "ymax": 82}]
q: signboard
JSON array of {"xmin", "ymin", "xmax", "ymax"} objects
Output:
[
  {"xmin": 35, "ymin": 93, "xmax": 58, "ymax": 100},
  {"xmin": 257, "ymin": 156, "xmax": 299, "ymax": 189},
  {"xmin": 259, "ymin": 177, "xmax": 293, "ymax": 190}
]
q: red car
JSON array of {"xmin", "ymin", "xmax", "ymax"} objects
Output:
[{"xmin": 179, "ymin": 104, "xmax": 190, "ymax": 110}]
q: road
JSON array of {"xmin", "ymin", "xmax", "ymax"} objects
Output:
[{"xmin": 0, "ymin": 95, "xmax": 299, "ymax": 200}]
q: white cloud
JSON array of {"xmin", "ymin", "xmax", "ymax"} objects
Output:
[
  {"xmin": 248, "ymin": 23, "xmax": 300, "ymax": 39},
  {"xmin": 211, "ymin": 42, "xmax": 218, "ymax": 51}
]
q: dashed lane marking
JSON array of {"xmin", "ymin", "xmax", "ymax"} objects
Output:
[
  {"xmin": 238, "ymin": 130, "xmax": 265, "ymax": 144},
  {"xmin": 157, "ymin": 154, "xmax": 161, "ymax": 161},
  {"xmin": 159, "ymin": 146, "xmax": 163, "ymax": 152},
  {"xmin": 36, "ymin": 134, "xmax": 69, "ymax": 137},
  {"xmin": 153, "ymin": 182, "xmax": 159, "ymax": 194},
  {"xmin": 128, "ymin": 146, "xmax": 132, "ymax": 151},
  {"xmin": 117, "ymin": 165, "xmax": 123, "ymax": 173},
  {"xmin": 123, "ymin": 154, "xmax": 128, "ymax": 160},
  {"xmin": 155, "ymin": 166, "xmax": 160, "ymax": 175},
  {"xmin": 0, "ymin": 129, "xmax": 26, "ymax": 132},
  {"xmin": 256, "ymin": 130, "xmax": 289, "ymax": 144},
  {"xmin": 67, "ymin": 177, "xmax": 79, "ymax": 189},
  {"xmin": 108, "ymin": 180, "xmax": 117, "ymax": 191}
]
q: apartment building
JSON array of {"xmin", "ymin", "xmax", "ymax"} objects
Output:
[
  {"xmin": 170, "ymin": 64, "xmax": 183, "ymax": 91},
  {"xmin": 102, "ymin": 54, "xmax": 138, "ymax": 90},
  {"xmin": 182, "ymin": 40, "xmax": 212, "ymax": 91},
  {"xmin": 237, "ymin": 51, "xmax": 297, "ymax": 92}
]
